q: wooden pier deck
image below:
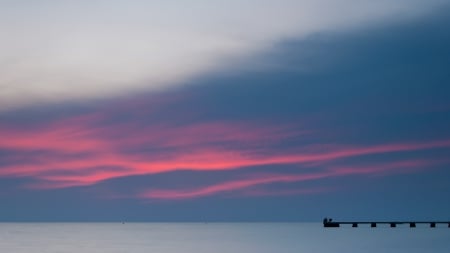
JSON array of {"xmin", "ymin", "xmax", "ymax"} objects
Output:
[{"xmin": 323, "ymin": 219, "xmax": 450, "ymax": 228}]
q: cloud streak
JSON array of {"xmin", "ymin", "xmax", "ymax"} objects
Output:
[
  {"xmin": 138, "ymin": 159, "xmax": 444, "ymax": 200},
  {"xmin": 1, "ymin": 101, "xmax": 449, "ymax": 195}
]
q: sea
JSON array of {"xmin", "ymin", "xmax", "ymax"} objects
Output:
[{"xmin": 0, "ymin": 223, "xmax": 448, "ymax": 253}]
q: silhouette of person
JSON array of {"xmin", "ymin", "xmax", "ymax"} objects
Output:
[{"xmin": 323, "ymin": 217, "xmax": 328, "ymax": 225}]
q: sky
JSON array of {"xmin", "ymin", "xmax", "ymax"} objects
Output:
[{"xmin": 0, "ymin": 0, "xmax": 449, "ymax": 221}]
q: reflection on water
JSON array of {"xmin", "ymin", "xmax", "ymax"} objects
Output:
[{"xmin": 0, "ymin": 223, "xmax": 448, "ymax": 253}]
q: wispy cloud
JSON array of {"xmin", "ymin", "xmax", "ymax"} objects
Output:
[
  {"xmin": 1, "ymin": 94, "xmax": 449, "ymax": 196},
  {"xmin": 136, "ymin": 158, "xmax": 445, "ymax": 200},
  {"xmin": 138, "ymin": 173, "xmax": 328, "ymax": 200}
]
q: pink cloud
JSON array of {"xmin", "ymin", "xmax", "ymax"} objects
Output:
[
  {"xmin": 138, "ymin": 173, "xmax": 329, "ymax": 200},
  {"xmin": 1, "ymin": 110, "xmax": 450, "ymax": 191},
  {"xmin": 136, "ymin": 158, "xmax": 445, "ymax": 200}
]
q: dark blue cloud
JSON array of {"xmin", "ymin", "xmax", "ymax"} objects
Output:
[{"xmin": 180, "ymin": 8, "xmax": 450, "ymax": 145}]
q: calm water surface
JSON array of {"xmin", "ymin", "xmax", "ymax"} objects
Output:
[{"xmin": 0, "ymin": 223, "xmax": 448, "ymax": 253}]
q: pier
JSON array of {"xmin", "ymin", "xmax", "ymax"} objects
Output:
[{"xmin": 323, "ymin": 218, "xmax": 450, "ymax": 228}]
